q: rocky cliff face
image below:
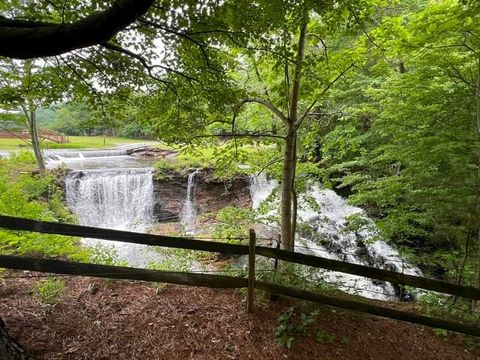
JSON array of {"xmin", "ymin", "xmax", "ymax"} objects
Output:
[{"xmin": 153, "ymin": 170, "xmax": 252, "ymax": 223}]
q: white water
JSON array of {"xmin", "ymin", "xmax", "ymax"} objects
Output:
[
  {"xmin": 45, "ymin": 144, "xmax": 152, "ymax": 161},
  {"xmin": 65, "ymin": 167, "xmax": 161, "ymax": 266},
  {"xmin": 45, "ymin": 144, "xmax": 157, "ymax": 170},
  {"xmin": 249, "ymin": 173, "xmax": 422, "ymax": 300},
  {"xmin": 46, "ymin": 149, "xmax": 130, "ymax": 160},
  {"xmin": 180, "ymin": 169, "xmax": 200, "ymax": 234}
]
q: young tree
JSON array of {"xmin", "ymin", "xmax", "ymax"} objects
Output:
[
  {"xmin": 139, "ymin": 0, "xmax": 378, "ymax": 251},
  {"xmin": 228, "ymin": 1, "xmax": 375, "ymax": 250},
  {"xmin": 0, "ymin": 60, "xmax": 67, "ymax": 171}
]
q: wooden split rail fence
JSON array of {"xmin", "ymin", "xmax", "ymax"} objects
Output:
[{"xmin": 0, "ymin": 215, "xmax": 479, "ymax": 337}]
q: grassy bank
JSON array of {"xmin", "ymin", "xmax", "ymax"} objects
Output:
[{"xmin": 0, "ymin": 136, "xmax": 160, "ymax": 150}]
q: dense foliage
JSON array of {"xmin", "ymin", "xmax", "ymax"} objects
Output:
[
  {"xmin": 314, "ymin": 0, "xmax": 480, "ymax": 284},
  {"xmin": 0, "ymin": 152, "xmax": 89, "ymax": 260}
]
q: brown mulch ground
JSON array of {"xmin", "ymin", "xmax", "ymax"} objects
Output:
[{"xmin": 1, "ymin": 274, "xmax": 479, "ymax": 360}]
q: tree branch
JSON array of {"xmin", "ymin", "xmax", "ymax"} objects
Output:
[
  {"xmin": 192, "ymin": 132, "xmax": 286, "ymax": 140},
  {"xmin": 55, "ymin": 56, "xmax": 107, "ymax": 115},
  {"xmin": 101, "ymin": 42, "xmax": 199, "ymax": 84},
  {"xmin": 138, "ymin": 18, "xmax": 221, "ymax": 73},
  {"xmin": 296, "ymin": 62, "xmax": 355, "ymax": 127},
  {"xmin": 237, "ymin": 97, "xmax": 288, "ymax": 125},
  {"xmin": 0, "ymin": 0, "xmax": 154, "ymax": 59}
]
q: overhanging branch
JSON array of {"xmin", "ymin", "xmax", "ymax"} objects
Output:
[
  {"xmin": 0, "ymin": 0, "xmax": 154, "ymax": 59},
  {"xmin": 139, "ymin": 17, "xmax": 221, "ymax": 73}
]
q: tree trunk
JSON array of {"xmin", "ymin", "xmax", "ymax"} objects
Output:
[
  {"xmin": 281, "ymin": 126, "xmax": 296, "ymax": 251},
  {"xmin": 27, "ymin": 105, "xmax": 45, "ymax": 172},
  {"xmin": 21, "ymin": 60, "xmax": 45, "ymax": 173},
  {"xmin": 473, "ymin": 58, "xmax": 480, "ymax": 311},
  {"xmin": 279, "ymin": 16, "xmax": 308, "ymax": 251},
  {"xmin": 291, "ymin": 132, "xmax": 298, "ymax": 243}
]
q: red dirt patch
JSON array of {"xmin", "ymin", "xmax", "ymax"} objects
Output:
[{"xmin": 0, "ymin": 274, "xmax": 478, "ymax": 359}]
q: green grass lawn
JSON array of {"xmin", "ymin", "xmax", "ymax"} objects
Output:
[{"xmin": 0, "ymin": 136, "xmax": 160, "ymax": 150}]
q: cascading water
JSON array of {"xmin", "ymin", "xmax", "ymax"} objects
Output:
[
  {"xmin": 46, "ymin": 149, "xmax": 130, "ymax": 160},
  {"xmin": 180, "ymin": 169, "xmax": 200, "ymax": 234},
  {"xmin": 46, "ymin": 147, "xmax": 157, "ymax": 170},
  {"xmin": 249, "ymin": 173, "xmax": 422, "ymax": 300},
  {"xmin": 66, "ymin": 167, "xmax": 161, "ymax": 266},
  {"xmin": 45, "ymin": 144, "xmax": 151, "ymax": 161}
]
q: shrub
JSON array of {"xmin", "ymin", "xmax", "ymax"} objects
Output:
[
  {"xmin": 0, "ymin": 150, "xmax": 88, "ymax": 261},
  {"xmin": 34, "ymin": 277, "xmax": 65, "ymax": 304}
]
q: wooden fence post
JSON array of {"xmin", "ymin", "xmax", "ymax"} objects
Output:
[
  {"xmin": 268, "ymin": 234, "xmax": 281, "ymax": 301},
  {"xmin": 247, "ymin": 228, "xmax": 256, "ymax": 313},
  {"xmin": 265, "ymin": 235, "xmax": 282, "ymax": 302},
  {"xmin": 274, "ymin": 234, "xmax": 280, "ymax": 273}
]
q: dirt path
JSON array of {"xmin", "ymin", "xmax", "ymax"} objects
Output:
[{"xmin": 0, "ymin": 275, "xmax": 478, "ymax": 359}]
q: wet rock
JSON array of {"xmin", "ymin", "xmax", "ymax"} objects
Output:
[
  {"xmin": 153, "ymin": 205, "xmax": 179, "ymax": 222},
  {"xmin": 128, "ymin": 147, "xmax": 178, "ymax": 158},
  {"xmin": 152, "ymin": 170, "xmax": 252, "ymax": 225},
  {"xmin": 354, "ymin": 247, "xmax": 369, "ymax": 257},
  {"xmin": 401, "ymin": 293, "xmax": 415, "ymax": 302}
]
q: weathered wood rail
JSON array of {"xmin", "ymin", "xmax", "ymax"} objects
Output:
[
  {"xmin": 2, "ymin": 215, "xmax": 479, "ymax": 300},
  {"xmin": 0, "ymin": 215, "xmax": 479, "ymax": 337},
  {"xmin": 0, "ymin": 255, "xmax": 247, "ymax": 288}
]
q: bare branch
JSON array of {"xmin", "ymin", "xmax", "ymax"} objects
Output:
[
  {"xmin": 442, "ymin": 60, "xmax": 476, "ymax": 91},
  {"xmin": 56, "ymin": 56, "xmax": 107, "ymax": 115},
  {"xmin": 347, "ymin": 5, "xmax": 385, "ymax": 52},
  {"xmin": 255, "ymin": 156, "xmax": 283, "ymax": 177}
]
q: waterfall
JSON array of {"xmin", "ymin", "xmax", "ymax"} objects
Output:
[
  {"xmin": 180, "ymin": 169, "xmax": 200, "ymax": 234},
  {"xmin": 65, "ymin": 168, "xmax": 160, "ymax": 266},
  {"xmin": 249, "ymin": 173, "xmax": 422, "ymax": 300}
]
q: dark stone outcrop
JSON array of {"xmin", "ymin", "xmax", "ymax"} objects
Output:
[
  {"xmin": 153, "ymin": 176, "xmax": 187, "ymax": 222},
  {"xmin": 153, "ymin": 170, "xmax": 252, "ymax": 223},
  {"xmin": 195, "ymin": 173, "xmax": 252, "ymax": 214},
  {"xmin": 129, "ymin": 148, "xmax": 178, "ymax": 158}
]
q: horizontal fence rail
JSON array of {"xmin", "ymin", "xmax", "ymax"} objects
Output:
[
  {"xmin": 0, "ymin": 215, "xmax": 249, "ymax": 255},
  {"xmin": 2, "ymin": 215, "xmax": 480, "ymax": 300},
  {"xmin": 0, "ymin": 254, "xmax": 478, "ymax": 337},
  {"xmin": 0, "ymin": 255, "xmax": 247, "ymax": 289},
  {"xmin": 255, "ymin": 246, "xmax": 480, "ymax": 301},
  {"xmin": 255, "ymin": 281, "xmax": 480, "ymax": 337}
]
